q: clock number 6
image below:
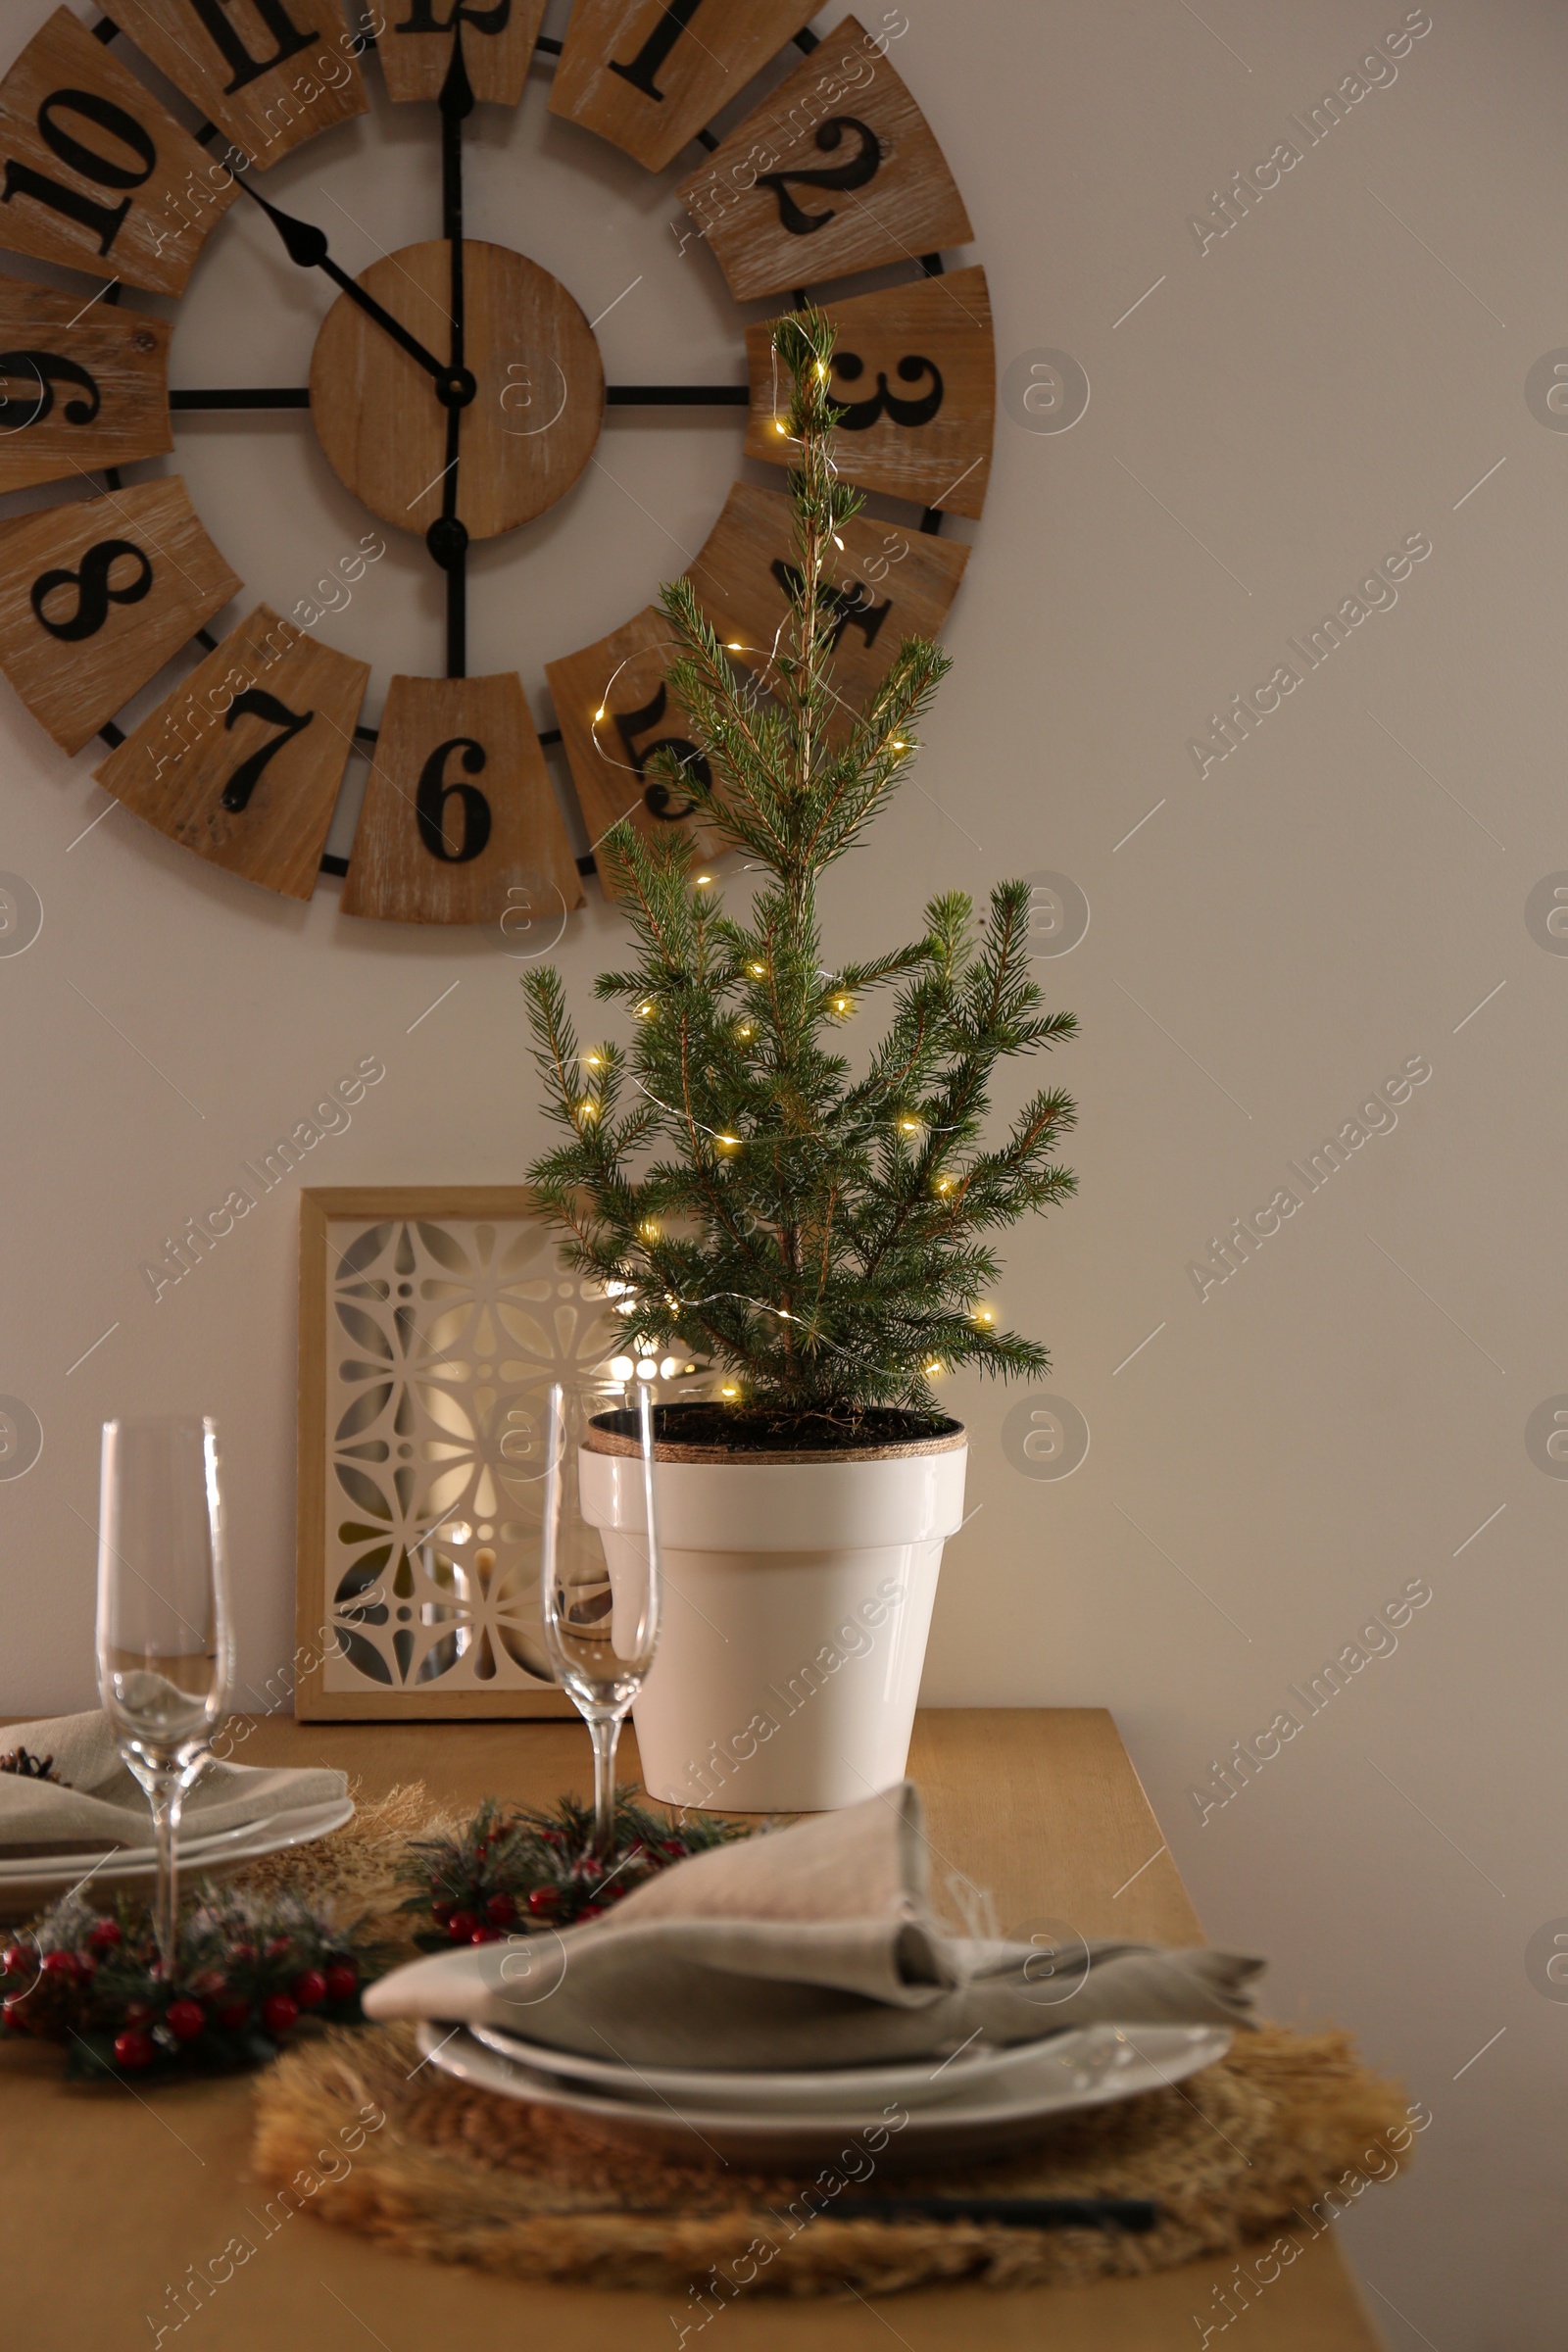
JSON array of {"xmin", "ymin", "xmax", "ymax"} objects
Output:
[
  {"xmin": 220, "ymin": 689, "xmax": 316, "ymax": 814},
  {"xmin": 416, "ymin": 735, "xmax": 493, "ymax": 864},
  {"xmin": 30, "ymin": 537, "xmax": 153, "ymax": 642}
]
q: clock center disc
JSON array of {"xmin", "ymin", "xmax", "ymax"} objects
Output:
[{"xmin": 307, "ymin": 240, "xmax": 605, "ymax": 542}]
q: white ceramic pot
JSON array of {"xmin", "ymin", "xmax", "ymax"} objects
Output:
[{"xmin": 580, "ymin": 1423, "xmax": 966, "ymax": 1813}]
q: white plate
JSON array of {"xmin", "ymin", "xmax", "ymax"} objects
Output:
[
  {"xmin": 469, "ymin": 2021, "xmax": 1054, "ymax": 2113},
  {"xmin": 419, "ymin": 2018, "xmax": 1233, "ymax": 2167},
  {"xmin": 0, "ymin": 1797, "xmax": 355, "ymax": 1922},
  {"xmin": 0, "ymin": 1798, "xmax": 351, "ymax": 1878}
]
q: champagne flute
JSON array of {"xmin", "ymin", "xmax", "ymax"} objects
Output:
[
  {"xmin": 540, "ymin": 1381, "xmax": 661, "ymax": 1853},
  {"xmin": 95, "ymin": 1416, "xmax": 232, "ymax": 1968}
]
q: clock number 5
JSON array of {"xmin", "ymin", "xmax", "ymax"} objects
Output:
[
  {"xmin": 3, "ymin": 88, "xmax": 158, "ymax": 261},
  {"xmin": 30, "ymin": 538, "xmax": 153, "ymax": 643},
  {"xmin": 220, "ymin": 690, "xmax": 316, "ymax": 814},
  {"xmin": 416, "ymin": 736, "xmax": 493, "ymax": 863},
  {"xmin": 612, "ymin": 683, "xmax": 710, "ymax": 821}
]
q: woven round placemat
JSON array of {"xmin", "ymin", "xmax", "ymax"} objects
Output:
[{"xmin": 251, "ymin": 2018, "xmax": 1411, "ymax": 2295}]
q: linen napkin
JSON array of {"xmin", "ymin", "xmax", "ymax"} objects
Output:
[
  {"xmin": 0, "ymin": 1710, "xmax": 346, "ymax": 1857},
  {"xmin": 364, "ymin": 1783, "xmax": 1262, "ymax": 2070}
]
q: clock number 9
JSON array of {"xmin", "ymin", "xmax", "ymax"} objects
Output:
[
  {"xmin": 0, "ymin": 349, "xmax": 101, "ymax": 433},
  {"xmin": 30, "ymin": 537, "xmax": 153, "ymax": 643},
  {"xmin": 416, "ymin": 736, "xmax": 493, "ymax": 864}
]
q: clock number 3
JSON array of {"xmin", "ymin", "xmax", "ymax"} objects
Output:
[
  {"xmin": 220, "ymin": 690, "xmax": 315, "ymax": 814},
  {"xmin": 30, "ymin": 538, "xmax": 153, "ymax": 642},
  {"xmin": 416, "ymin": 736, "xmax": 493, "ymax": 863},
  {"xmin": 832, "ymin": 352, "xmax": 944, "ymax": 432},
  {"xmin": 612, "ymin": 683, "xmax": 710, "ymax": 821},
  {"xmin": 3, "ymin": 88, "xmax": 158, "ymax": 261}
]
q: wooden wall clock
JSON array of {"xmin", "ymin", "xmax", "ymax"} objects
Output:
[{"xmin": 0, "ymin": 3, "xmax": 995, "ymax": 924}]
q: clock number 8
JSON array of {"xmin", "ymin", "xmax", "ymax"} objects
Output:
[
  {"xmin": 30, "ymin": 537, "xmax": 153, "ymax": 643},
  {"xmin": 416, "ymin": 736, "xmax": 493, "ymax": 864}
]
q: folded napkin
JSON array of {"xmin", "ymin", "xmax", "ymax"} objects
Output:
[
  {"xmin": 364, "ymin": 1783, "xmax": 1262, "ymax": 2070},
  {"xmin": 0, "ymin": 1710, "xmax": 346, "ymax": 1858}
]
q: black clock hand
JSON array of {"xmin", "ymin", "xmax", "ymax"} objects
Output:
[
  {"xmin": 429, "ymin": 36, "xmax": 476, "ymax": 680},
  {"xmin": 234, "ymin": 176, "xmax": 453, "ymax": 392}
]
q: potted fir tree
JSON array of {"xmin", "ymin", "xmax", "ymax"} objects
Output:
[{"xmin": 524, "ymin": 311, "xmax": 1078, "ymax": 1811}]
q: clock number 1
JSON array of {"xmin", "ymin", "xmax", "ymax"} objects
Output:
[
  {"xmin": 3, "ymin": 87, "xmax": 158, "ymax": 261},
  {"xmin": 220, "ymin": 690, "xmax": 315, "ymax": 813},
  {"xmin": 609, "ymin": 0, "xmax": 708, "ymax": 103},
  {"xmin": 416, "ymin": 736, "xmax": 493, "ymax": 863}
]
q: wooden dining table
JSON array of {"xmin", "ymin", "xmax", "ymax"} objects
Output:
[{"xmin": 0, "ymin": 1707, "xmax": 1384, "ymax": 2349}]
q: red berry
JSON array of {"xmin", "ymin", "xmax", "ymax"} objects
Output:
[
  {"xmin": 265, "ymin": 1936, "xmax": 290, "ymax": 1960},
  {"xmin": 525, "ymin": 1886, "xmax": 560, "ymax": 1916},
  {"xmin": 40, "ymin": 1949, "xmax": 77, "ymax": 1983},
  {"xmin": 3, "ymin": 1993, "xmax": 30, "ymax": 2029},
  {"xmin": 3, "ymin": 1942, "xmax": 33, "ymax": 1977},
  {"xmin": 485, "ymin": 1893, "xmax": 515, "ymax": 1926},
  {"xmin": 291, "ymin": 1969, "xmax": 327, "ymax": 2011},
  {"xmin": 123, "ymin": 1999, "xmax": 154, "ymax": 2026},
  {"xmin": 430, "ymin": 1897, "xmax": 456, "ymax": 1923},
  {"xmin": 469, "ymin": 1927, "xmax": 500, "ymax": 1944},
  {"xmin": 600, "ymin": 1883, "xmax": 626, "ymax": 1903},
  {"xmin": 216, "ymin": 1999, "xmax": 250, "ymax": 2032},
  {"xmin": 447, "ymin": 1910, "xmax": 477, "ymax": 1942},
  {"xmin": 659, "ymin": 1839, "xmax": 686, "ymax": 1858},
  {"xmin": 577, "ymin": 1858, "xmax": 603, "ymax": 1882},
  {"xmin": 114, "ymin": 2028, "xmax": 155, "ymax": 2070},
  {"xmin": 323, "ymin": 1962, "xmax": 358, "ymax": 2003},
  {"xmin": 577, "ymin": 1904, "xmax": 605, "ymax": 1921},
  {"xmin": 86, "ymin": 1919, "xmax": 121, "ymax": 1953},
  {"xmin": 262, "ymin": 1992, "xmax": 298, "ymax": 2036},
  {"xmin": 166, "ymin": 1998, "xmax": 205, "ymax": 2042}
]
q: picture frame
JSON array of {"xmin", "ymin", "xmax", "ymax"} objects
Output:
[{"xmin": 295, "ymin": 1187, "xmax": 618, "ymax": 1721}]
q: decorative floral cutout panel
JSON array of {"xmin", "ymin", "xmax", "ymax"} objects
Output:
[{"xmin": 319, "ymin": 1215, "xmax": 620, "ymax": 1695}]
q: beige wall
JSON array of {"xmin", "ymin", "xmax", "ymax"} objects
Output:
[{"xmin": 0, "ymin": 0, "xmax": 1558, "ymax": 2336}]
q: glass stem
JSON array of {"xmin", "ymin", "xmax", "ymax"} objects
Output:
[
  {"xmin": 150, "ymin": 1770, "xmax": 184, "ymax": 1972},
  {"xmin": 589, "ymin": 1714, "xmax": 621, "ymax": 1854}
]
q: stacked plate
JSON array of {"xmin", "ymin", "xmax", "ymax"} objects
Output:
[
  {"xmin": 0, "ymin": 1795, "xmax": 355, "ymax": 1923},
  {"xmin": 417, "ymin": 2015, "xmax": 1233, "ymax": 2165}
]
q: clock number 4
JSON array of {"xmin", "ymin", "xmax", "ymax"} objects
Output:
[
  {"xmin": 612, "ymin": 683, "xmax": 710, "ymax": 821},
  {"xmin": 3, "ymin": 88, "xmax": 158, "ymax": 261},
  {"xmin": 768, "ymin": 560, "xmax": 892, "ymax": 654},
  {"xmin": 220, "ymin": 689, "xmax": 315, "ymax": 814},
  {"xmin": 31, "ymin": 538, "xmax": 153, "ymax": 643},
  {"xmin": 0, "ymin": 349, "xmax": 101, "ymax": 431},
  {"xmin": 756, "ymin": 119, "xmax": 882, "ymax": 238},
  {"xmin": 416, "ymin": 736, "xmax": 493, "ymax": 864}
]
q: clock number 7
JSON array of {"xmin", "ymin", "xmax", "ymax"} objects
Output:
[{"xmin": 220, "ymin": 689, "xmax": 315, "ymax": 813}]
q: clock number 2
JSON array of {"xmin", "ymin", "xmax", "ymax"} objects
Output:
[
  {"xmin": 30, "ymin": 537, "xmax": 153, "ymax": 642},
  {"xmin": 755, "ymin": 119, "xmax": 882, "ymax": 238},
  {"xmin": 220, "ymin": 690, "xmax": 315, "ymax": 813},
  {"xmin": 416, "ymin": 736, "xmax": 493, "ymax": 863},
  {"xmin": 2, "ymin": 87, "xmax": 158, "ymax": 261},
  {"xmin": 0, "ymin": 349, "xmax": 101, "ymax": 431},
  {"xmin": 612, "ymin": 683, "xmax": 710, "ymax": 821},
  {"xmin": 832, "ymin": 352, "xmax": 945, "ymax": 432}
]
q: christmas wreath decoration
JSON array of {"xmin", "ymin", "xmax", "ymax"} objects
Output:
[
  {"xmin": 0, "ymin": 1886, "xmax": 375, "ymax": 2081},
  {"xmin": 399, "ymin": 1787, "xmax": 752, "ymax": 1947}
]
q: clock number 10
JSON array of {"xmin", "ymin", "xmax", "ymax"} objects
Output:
[
  {"xmin": 3, "ymin": 87, "xmax": 158, "ymax": 261},
  {"xmin": 416, "ymin": 736, "xmax": 493, "ymax": 864}
]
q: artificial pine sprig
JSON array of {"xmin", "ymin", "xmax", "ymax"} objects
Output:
[{"xmin": 525, "ymin": 306, "xmax": 1078, "ymax": 1424}]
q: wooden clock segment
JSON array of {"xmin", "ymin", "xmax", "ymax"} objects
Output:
[
  {"xmin": 0, "ymin": 9, "xmax": 238, "ymax": 296},
  {"xmin": 687, "ymin": 479, "xmax": 969, "ymax": 713},
  {"xmin": 551, "ymin": 0, "xmax": 820, "ymax": 174},
  {"xmin": 96, "ymin": 0, "xmax": 368, "ymax": 171},
  {"xmin": 745, "ymin": 267, "xmax": 994, "ymax": 521},
  {"xmin": 0, "ymin": 273, "xmax": 172, "ymax": 494},
  {"xmin": 379, "ymin": 0, "xmax": 548, "ymax": 106},
  {"xmin": 545, "ymin": 604, "xmax": 729, "ymax": 894},
  {"xmin": 341, "ymin": 671, "xmax": 585, "ymax": 924},
  {"xmin": 94, "ymin": 604, "xmax": 369, "ymax": 901},
  {"xmin": 0, "ymin": 474, "xmax": 241, "ymax": 754},
  {"xmin": 677, "ymin": 16, "xmax": 972, "ymax": 301}
]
